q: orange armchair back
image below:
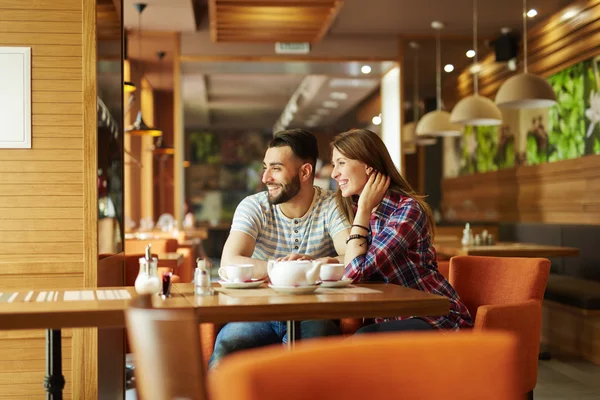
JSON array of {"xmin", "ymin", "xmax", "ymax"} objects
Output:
[
  {"xmin": 209, "ymin": 331, "xmax": 522, "ymax": 400},
  {"xmin": 449, "ymin": 255, "xmax": 550, "ymax": 320},
  {"xmin": 449, "ymin": 255, "xmax": 550, "ymax": 395}
]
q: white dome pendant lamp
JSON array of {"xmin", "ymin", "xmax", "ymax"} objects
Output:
[
  {"xmin": 495, "ymin": 0, "xmax": 557, "ymax": 108},
  {"xmin": 417, "ymin": 22, "xmax": 461, "ymax": 137},
  {"xmin": 450, "ymin": 0, "xmax": 503, "ymax": 126}
]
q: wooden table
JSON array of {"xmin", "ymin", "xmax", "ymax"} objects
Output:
[
  {"xmin": 176, "ymin": 282, "xmax": 449, "ymax": 325},
  {"xmin": 434, "ymin": 240, "xmax": 580, "ymax": 258},
  {"xmin": 0, "ymin": 283, "xmax": 448, "ymax": 398}
]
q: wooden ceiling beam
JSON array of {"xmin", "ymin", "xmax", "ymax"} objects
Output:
[
  {"xmin": 216, "ymin": 1, "xmax": 337, "ymax": 6},
  {"xmin": 216, "ymin": 20, "xmax": 323, "ymax": 27},
  {"xmin": 216, "ymin": 5, "xmax": 332, "ymax": 14},
  {"xmin": 209, "ymin": 0, "xmax": 343, "ymax": 43},
  {"xmin": 218, "ymin": 13, "xmax": 326, "ymax": 22},
  {"xmin": 216, "ymin": 34, "xmax": 317, "ymax": 42}
]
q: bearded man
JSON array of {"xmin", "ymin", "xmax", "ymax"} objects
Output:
[{"xmin": 209, "ymin": 129, "xmax": 350, "ymax": 368}]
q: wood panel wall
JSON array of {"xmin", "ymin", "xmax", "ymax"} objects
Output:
[
  {"xmin": 0, "ymin": 0, "xmax": 97, "ymax": 398},
  {"xmin": 442, "ymin": 154, "xmax": 600, "ymax": 225},
  {"xmin": 441, "ymin": 0, "xmax": 600, "ymax": 225}
]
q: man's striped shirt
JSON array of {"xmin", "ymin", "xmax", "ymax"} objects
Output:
[{"xmin": 231, "ymin": 187, "xmax": 349, "ymax": 260}]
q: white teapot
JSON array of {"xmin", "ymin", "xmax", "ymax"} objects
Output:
[{"xmin": 267, "ymin": 260, "xmax": 324, "ymax": 287}]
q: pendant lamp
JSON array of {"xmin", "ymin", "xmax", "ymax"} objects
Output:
[
  {"xmin": 404, "ymin": 42, "xmax": 436, "ymax": 150},
  {"xmin": 450, "ymin": 0, "xmax": 502, "ymax": 126},
  {"xmin": 153, "ymin": 51, "xmax": 175, "ymax": 155},
  {"xmin": 495, "ymin": 0, "xmax": 557, "ymax": 108},
  {"xmin": 416, "ymin": 22, "xmax": 461, "ymax": 137},
  {"xmin": 125, "ymin": 3, "xmax": 163, "ymax": 137},
  {"xmin": 124, "ymin": 81, "xmax": 137, "ymax": 92}
]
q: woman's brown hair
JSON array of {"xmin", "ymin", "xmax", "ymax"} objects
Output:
[{"xmin": 331, "ymin": 128, "xmax": 435, "ymax": 238}]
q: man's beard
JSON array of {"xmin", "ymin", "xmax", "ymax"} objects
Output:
[{"xmin": 267, "ymin": 174, "xmax": 301, "ymax": 205}]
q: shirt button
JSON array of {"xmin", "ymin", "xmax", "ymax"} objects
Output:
[
  {"xmin": 295, "ymin": 239, "xmax": 299, "ymax": 242},
  {"xmin": 294, "ymin": 220, "xmax": 298, "ymax": 224},
  {"xmin": 294, "ymin": 230, "xmax": 298, "ymax": 233},
  {"xmin": 294, "ymin": 246, "xmax": 299, "ymax": 249}
]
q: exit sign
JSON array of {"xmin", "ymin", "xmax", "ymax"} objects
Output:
[{"xmin": 275, "ymin": 42, "xmax": 310, "ymax": 54}]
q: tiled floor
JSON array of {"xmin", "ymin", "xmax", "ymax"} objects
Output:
[
  {"xmin": 125, "ymin": 357, "xmax": 600, "ymax": 399},
  {"xmin": 536, "ymin": 358, "xmax": 600, "ymax": 399}
]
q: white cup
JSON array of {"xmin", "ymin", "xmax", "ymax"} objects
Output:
[
  {"xmin": 218, "ymin": 264, "xmax": 254, "ymax": 283},
  {"xmin": 319, "ymin": 263, "xmax": 345, "ymax": 282}
]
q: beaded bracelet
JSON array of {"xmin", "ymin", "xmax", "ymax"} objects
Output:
[
  {"xmin": 351, "ymin": 224, "xmax": 370, "ymax": 232},
  {"xmin": 346, "ymin": 234, "xmax": 368, "ymax": 244}
]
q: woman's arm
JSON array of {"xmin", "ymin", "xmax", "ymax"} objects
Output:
[
  {"xmin": 345, "ymin": 200, "xmax": 426, "ymax": 283},
  {"xmin": 344, "ymin": 172, "xmax": 390, "ymax": 266}
]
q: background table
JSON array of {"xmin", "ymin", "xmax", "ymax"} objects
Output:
[{"xmin": 434, "ymin": 240, "xmax": 580, "ymax": 258}]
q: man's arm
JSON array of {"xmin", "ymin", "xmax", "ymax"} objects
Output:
[{"xmin": 220, "ymin": 231, "xmax": 268, "ymax": 276}]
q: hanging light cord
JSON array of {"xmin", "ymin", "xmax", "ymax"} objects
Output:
[
  {"xmin": 413, "ymin": 46, "xmax": 419, "ymax": 122},
  {"xmin": 473, "ymin": 0, "xmax": 479, "ymax": 94},
  {"xmin": 436, "ymin": 29, "xmax": 442, "ymax": 111},
  {"xmin": 138, "ymin": 8, "xmax": 142, "ymax": 61},
  {"xmin": 523, "ymin": 0, "xmax": 528, "ymax": 73}
]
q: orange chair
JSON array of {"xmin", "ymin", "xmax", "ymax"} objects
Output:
[
  {"xmin": 437, "ymin": 260, "xmax": 450, "ymax": 280},
  {"xmin": 126, "ymin": 295, "xmax": 208, "ymax": 400},
  {"xmin": 209, "ymin": 331, "xmax": 522, "ymax": 400},
  {"xmin": 124, "ymin": 254, "xmax": 180, "ymax": 354},
  {"xmin": 449, "ymin": 255, "xmax": 551, "ymax": 400}
]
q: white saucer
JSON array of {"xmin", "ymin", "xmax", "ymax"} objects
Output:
[
  {"xmin": 218, "ymin": 279, "xmax": 266, "ymax": 289},
  {"xmin": 320, "ymin": 278, "xmax": 353, "ymax": 288},
  {"xmin": 268, "ymin": 284, "xmax": 320, "ymax": 294}
]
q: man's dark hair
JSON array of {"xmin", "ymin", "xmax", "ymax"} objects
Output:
[{"xmin": 268, "ymin": 129, "xmax": 318, "ymax": 175}]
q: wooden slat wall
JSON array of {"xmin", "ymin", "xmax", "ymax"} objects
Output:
[
  {"xmin": 442, "ymin": 0, "xmax": 600, "ymax": 225},
  {"xmin": 0, "ymin": 0, "xmax": 96, "ymax": 398},
  {"xmin": 442, "ymin": 154, "xmax": 600, "ymax": 224}
]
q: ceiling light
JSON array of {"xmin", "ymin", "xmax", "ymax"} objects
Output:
[
  {"xmin": 124, "ymin": 81, "xmax": 137, "ymax": 92},
  {"xmin": 444, "ymin": 64, "xmax": 454, "ymax": 73},
  {"xmin": 372, "ymin": 115, "xmax": 382, "ymax": 125},
  {"xmin": 450, "ymin": 0, "xmax": 502, "ymax": 126},
  {"xmin": 126, "ymin": 3, "xmax": 163, "ymax": 137},
  {"xmin": 361, "ymin": 65, "xmax": 372, "ymax": 74},
  {"xmin": 417, "ymin": 21, "xmax": 462, "ymax": 138},
  {"xmin": 323, "ymin": 100, "xmax": 339, "ymax": 108},
  {"xmin": 561, "ymin": 9, "xmax": 578, "ymax": 21},
  {"xmin": 470, "ymin": 63, "xmax": 483, "ymax": 74},
  {"xmin": 496, "ymin": 0, "xmax": 557, "ymax": 109},
  {"xmin": 527, "ymin": 9, "xmax": 537, "ymax": 18},
  {"xmin": 403, "ymin": 122, "xmax": 416, "ymax": 153},
  {"xmin": 330, "ymin": 92, "xmax": 348, "ymax": 100},
  {"xmin": 329, "ymin": 78, "xmax": 377, "ymax": 88},
  {"xmin": 466, "ymin": 50, "xmax": 476, "ymax": 58}
]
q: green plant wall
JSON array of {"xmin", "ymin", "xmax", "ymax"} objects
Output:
[{"xmin": 454, "ymin": 56, "xmax": 600, "ymax": 176}]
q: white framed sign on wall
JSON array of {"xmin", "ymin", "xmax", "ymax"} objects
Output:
[{"xmin": 0, "ymin": 47, "xmax": 31, "ymax": 149}]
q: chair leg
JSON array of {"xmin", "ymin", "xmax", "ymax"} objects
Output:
[{"xmin": 526, "ymin": 390, "xmax": 534, "ymax": 400}]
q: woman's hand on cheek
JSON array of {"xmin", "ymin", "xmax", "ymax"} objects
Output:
[{"xmin": 357, "ymin": 172, "xmax": 390, "ymax": 211}]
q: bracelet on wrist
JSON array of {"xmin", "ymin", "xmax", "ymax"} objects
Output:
[
  {"xmin": 351, "ymin": 224, "xmax": 370, "ymax": 232},
  {"xmin": 346, "ymin": 234, "xmax": 368, "ymax": 244}
]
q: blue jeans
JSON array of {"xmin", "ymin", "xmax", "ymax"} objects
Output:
[
  {"xmin": 354, "ymin": 318, "xmax": 434, "ymax": 334},
  {"xmin": 209, "ymin": 320, "xmax": 341, "ymax": 368}
]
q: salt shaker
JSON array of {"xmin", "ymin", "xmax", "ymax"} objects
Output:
[
  {"xmin": 135, "ymin": 244, "xmax": 160, "ymax": 295},
  {"xmin": 194, "ymin": 258, "xmax": 213, "ymax": 296}
]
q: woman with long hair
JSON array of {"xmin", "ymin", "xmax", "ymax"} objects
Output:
[{"xmin": 330, "ymin": 129, "xmax": 472, "ymax": 333}]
